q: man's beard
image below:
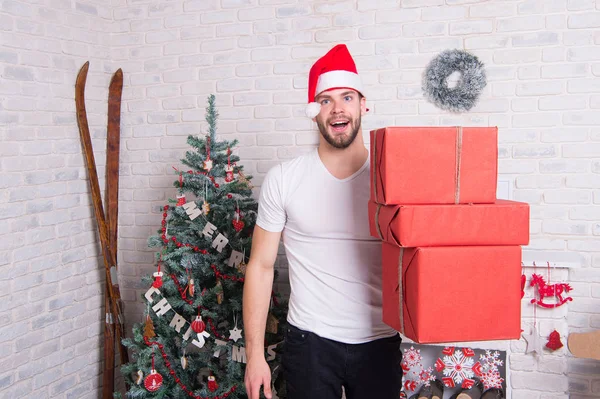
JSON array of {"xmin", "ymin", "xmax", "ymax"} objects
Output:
[{"xmin": 316, "ymin": 114, "xmax": 361, "ymax": 149}]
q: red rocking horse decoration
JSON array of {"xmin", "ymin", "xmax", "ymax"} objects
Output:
[{"xmin": 530, "ymin": 273, "xmax": 573, "ymax": 308}]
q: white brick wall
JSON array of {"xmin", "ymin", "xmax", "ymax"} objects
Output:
[
  {"xmin": 1, "ymin": 0, "xmax": 599, "ymax": 398},
  {"xmin": 1, "ymin": 0, "xmax": 120, "ymax": 397}
]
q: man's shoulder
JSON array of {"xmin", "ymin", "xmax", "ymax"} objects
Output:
[{"xmin": 265, "ymin": 147, "xmax": 316, "ymax": 180}]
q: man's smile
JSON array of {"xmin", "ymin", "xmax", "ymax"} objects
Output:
[{"xmin": 329, "ymin": 118, "xmax": 350, "ymax": 133}]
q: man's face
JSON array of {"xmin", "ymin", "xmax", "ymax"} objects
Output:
[{"xmin": 314, "ymin": 89, "xmax": 366, "ymax": 149}]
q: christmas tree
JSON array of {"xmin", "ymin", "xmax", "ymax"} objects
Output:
[{"xmin": 117, "ymin": 94, "xmax": 288, "ymax": 398}]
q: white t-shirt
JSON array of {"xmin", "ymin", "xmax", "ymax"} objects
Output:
[{"xmin": 256, "ymin": 147, "xmax": 397, "ymax": 344}]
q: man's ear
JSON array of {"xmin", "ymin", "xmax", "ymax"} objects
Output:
[{"xmin": 360, "ymin": 96, "xmax": 368, "ymax": 115}]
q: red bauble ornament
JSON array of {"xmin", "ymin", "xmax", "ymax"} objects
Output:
[
  {"xmin": 191, "ymin": 315, "xmax": 206, "ymax": 333},
  {"xmin": 546, "ymin": 330, "xmax": 563, "ymax": 351},
  {"xmin": 208, "ymin": 375, "xmax": 218, "ymax": 392},
  {"xmin": 144, "ymin": 369, "xmax": 163, "ymax": 392}
]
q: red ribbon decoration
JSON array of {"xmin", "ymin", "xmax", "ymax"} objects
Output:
[{"xmin": 144, "ymin": 337, "xmax": 237, "ymax": 399}]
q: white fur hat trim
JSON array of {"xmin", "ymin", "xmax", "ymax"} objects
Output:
[{"xmin": 305, "ymin": 102, "xmax": 321, "ymax": 118}]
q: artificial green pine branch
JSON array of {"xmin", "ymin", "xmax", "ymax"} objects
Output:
[{"xmin": 119, "ymin": 95, "xmax": 289, "ymax": 399}]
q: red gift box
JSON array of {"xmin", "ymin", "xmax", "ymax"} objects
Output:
[
  {"xmin": 370, "ymin": 126, "xmax": 498, "ymax": 205},
  {"xmin": 382, "ymin": 243, "xmax": 522, "ymax": 343},
  {"xmin": 369, "ymin": 199, "xmax": 530, "ymax": 247}
]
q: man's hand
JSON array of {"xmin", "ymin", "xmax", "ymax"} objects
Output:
[{"xmin": 245, "ymin": 356, "xmax": 272, "ymax": 399}]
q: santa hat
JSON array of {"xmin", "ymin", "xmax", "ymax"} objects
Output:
[{"xmin": 305, "ymin": 44, "xmax": 364, "ymax": 118}]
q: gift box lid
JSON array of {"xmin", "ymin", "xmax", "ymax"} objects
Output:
[{"xmin": 370, "ymin": 126, "xmax": 498, "ymax": 205}]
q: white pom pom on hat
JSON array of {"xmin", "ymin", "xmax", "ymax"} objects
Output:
[
  {"xmin": 305, "ymin": 102, "xmax": 321, "ymax": 118},
  {"xmin": 305, "ymin": 44, "xmax": 365, "ymax": 118}
]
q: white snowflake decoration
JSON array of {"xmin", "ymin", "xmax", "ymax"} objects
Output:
[
  {"xmin": 401, "ymin": 346, "xmax": 422, "ymax": 392},
  {"xmin": 479, "ymin": 350, "xmax": 503, "ymax": 373},
  {"xmin": 403, "ymin": 346, "xmax": 423, "ymax": 367},
  {"xmin": 436, "ymin": 348, "xmax": 475, "ymax": 387},
  {"xmin": 481, "ymin": 369, "xmax": 504, "ymax": 390},
  {"xmin": 401, "ymin": 346, "xmax": 436, "ymax": 392},
  {"xmin": 419, "ymin": 367, "xmax": 436, "ymax": 386}
]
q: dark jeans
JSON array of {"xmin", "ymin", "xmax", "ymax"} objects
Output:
[{"xmin": 282, "ymin": 323, "xmax": 403, "ymax": 399}]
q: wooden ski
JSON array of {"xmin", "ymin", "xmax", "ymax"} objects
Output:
[
  {"xmin": 103, "ymin": 68, "xmax": 124, "ymax": 399},
  {"xmin": 106, "ymin": 68, "xmax": 122, "ymax": 256},
  {"xmin": 75, "ymin": 62, "xmax": 129, "ymax": 396},
  {"xmin": 102, "ymin": 284, "xmax": 115, "ymax": 399}
]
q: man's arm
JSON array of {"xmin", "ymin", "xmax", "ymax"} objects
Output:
[{"xmin": 243, "ymin": 225, "xmax": 282, "ymax": 399}]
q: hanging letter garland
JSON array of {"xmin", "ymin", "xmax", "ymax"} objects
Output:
[{"xmin": 144, "ymin": 286, "xmax": 280, "ymax": 364}]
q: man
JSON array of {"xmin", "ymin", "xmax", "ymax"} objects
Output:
[{"xmin": 243, "ymin": 44, "xmax": 402, "ymax": 399}]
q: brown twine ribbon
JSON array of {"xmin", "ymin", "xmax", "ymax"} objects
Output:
[
  {"xmin": 455, "ymin": 126, "xmax": 463, "ymax": 204},
  {"xmin": 372, "ymin": 129, "xmax": 379, "ymax": 203},
  {"xmin": 372, "ymin": 131, "xmax": 386, "ymax": 240},
  {"xmin": 375, "ymin": 203, "xmax": 384, "ymax": 240},
  {"xmin": 396, "ymin": 247, "xmax": 405, "ymax": 334}
]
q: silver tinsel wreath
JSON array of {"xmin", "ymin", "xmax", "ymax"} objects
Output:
[{"xmin": 422, "ymin": 49, "xmax": 487, "ymax": 113}]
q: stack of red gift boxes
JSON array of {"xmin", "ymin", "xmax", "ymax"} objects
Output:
[{"xmin": 369, "ymin": 126, "xmax": 530, "ymax": 344}]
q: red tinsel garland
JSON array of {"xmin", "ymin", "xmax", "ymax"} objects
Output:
[
  {"xmin": 144, "ymin": 337, "xmax": 237, "ymax": 399},
  {"xmin": 206, "ymin": 318, "xmax": 221, "ymax": 339},
  {"xmin": 211, "ymin": 264, "xmax": 244, "ymax": 283}
]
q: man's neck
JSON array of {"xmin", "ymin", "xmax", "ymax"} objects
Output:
[{"xmin": 317, "ymin": 133, "xmax": 368, "ymax": 180}]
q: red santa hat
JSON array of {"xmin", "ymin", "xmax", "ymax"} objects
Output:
[{"xmin": 305, "ymin": 44, "xmax": 364, "ymax": 118}]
